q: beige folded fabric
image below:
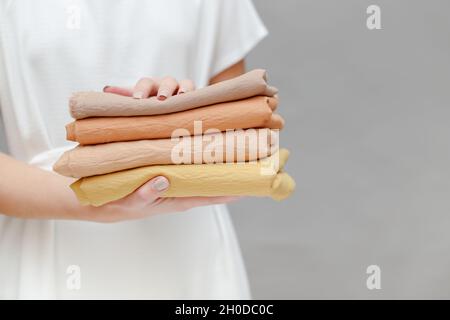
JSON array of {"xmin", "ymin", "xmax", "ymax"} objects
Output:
[
  {"xmin": 71, "ymin": 149, "xmax": 295, "ymax": 207},
  {"xmin": 66, "ymin": 96, "xmax": 283, "ymax": 145},
  {"xmin": 70, "ymin": 69, "xmax": 278, "ymax": 119},
  {"xmin": 54, "ymin": 128, "xmax": 279, "ymax": 178}
]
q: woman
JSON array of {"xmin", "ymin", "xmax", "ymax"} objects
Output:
[{"xmin": 0, "ymin": 0, "xmax": 267, "ymax": 299}]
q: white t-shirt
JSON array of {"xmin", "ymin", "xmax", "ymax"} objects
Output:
[{"xmin": 0, "ymin": 0, "xmax": 267, "ymax": 299}]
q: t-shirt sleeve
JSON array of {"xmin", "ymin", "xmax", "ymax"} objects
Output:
[
  {"xmin": 0, "ymin": 110, "xmax": 8, "ymax": 153},
  {"xmin": 209, "ymin": 0, "xmax": 268, "ymax": 78}
]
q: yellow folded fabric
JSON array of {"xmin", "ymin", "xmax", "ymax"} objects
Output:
[{"xmin": 71, "ymin": 149, "xmax": 295, "ymax": 207}]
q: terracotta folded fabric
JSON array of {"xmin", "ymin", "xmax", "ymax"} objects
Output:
[
  {"xmin": 71, "ymin": 149, "xmax": 295, "ymax": 207},
  {"xmin": 66, "ymin": 96, "xmax": 284, "ymax": 145},
  {"xmin": 70, "ymin": 69, "xmax": 278, "ymax": 119},
  {"xmin": 54, "ymin": 128, "xmax": 279, "ymax": 178}
]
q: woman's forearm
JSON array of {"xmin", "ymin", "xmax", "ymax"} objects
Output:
[
  {"xmin": 0, "ymin": 150, "xmax": 238, "ymax": 223},
  {"xmin": 209, "ymin": 60, "xmax": 245, "ymax": 84},
  {"xmin": 0, "ymin": 152, "xmax": 85, "ymax": 220}
]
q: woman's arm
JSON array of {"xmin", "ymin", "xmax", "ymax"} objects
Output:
[
  {"xmin": 0, "ymin": 61, "xmax": 246, "ymax": 222},
  {"xmin": 210, "ymin": 60, "xmax": 245, "ymax": 84},
  {"xmin": 0, "ymin": 152, "xmax": 81, "ymax": 220},
  {"xmin": 0, "ymin": 152, "xmax": 237, "ymax": 222}
]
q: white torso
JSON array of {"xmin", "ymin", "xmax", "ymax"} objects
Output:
[{"xmin": 0, "ymin": 0, "xmax": 266, "ymax": 298}]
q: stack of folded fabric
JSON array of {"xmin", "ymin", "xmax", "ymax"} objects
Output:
[{"xmin": 54, "ymin": 69, "xmax": 296, "ymax": 207}]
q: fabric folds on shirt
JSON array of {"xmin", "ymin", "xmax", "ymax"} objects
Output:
[
  {"xmin": 69, "ymin": 69, "xmax": 278, "ymax": 119},
  {"xmin": 54, "ymin": 128, "xmax": 279, "ymax": 178},
  {"xmin": 71, "ymin": 149, "xmax": 295, "ymax": 207}
]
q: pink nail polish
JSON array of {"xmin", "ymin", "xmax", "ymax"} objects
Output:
[
  {"xmin": 158, "ymin": 95, "xmax": 167, "ymax": 101},
  {"xmin": 152, "ymin": 177, "xmax": 169, "ymax": 191},
  {"xmin": 133, "ymin": 91, "xmax": 143, "ymax": 99}
]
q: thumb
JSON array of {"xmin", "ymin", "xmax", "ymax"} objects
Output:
[{"xmin": 118, "ymin": 176, "xmax": 170, "ymax": 207}]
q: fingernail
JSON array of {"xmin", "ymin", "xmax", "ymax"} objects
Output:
[
  {"xmin": 157, "ymin": 94, "xmax": 167, "ymax": 101},
  {"xmin": 178, "ymin": 89, "xmax": 185, "ymax": 95},
  {"xmin": 103, "ymin": 86, "xmax": 110, "ymax": 92},
  {"xmin": 133, "ymin": 91, "xmax": 143, "ymax": 99},
  {"xmin": 151, "ymin": 176, "xmax": 169, "ymax": 191}
]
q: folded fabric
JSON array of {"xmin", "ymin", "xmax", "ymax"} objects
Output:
[
  {"xmin": 71, "ymin": 149, "xmax": 295, "ymax": 207},
  {"xmin": 54, "ymin": 128, "xmax": 279, "ymax": 178},
  {"xmin": 66, "ymin": 96, "xmax": 283, "ymax": 145},
  {"xmin": 70, "ymin": 69, "xmax": 278, "ymax": 119}
]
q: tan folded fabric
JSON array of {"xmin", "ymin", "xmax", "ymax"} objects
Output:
[
  {"xmin": 54, "ymin": 128, "xmax": 279, "ymax": 178},
  {"xmin": 66, "ymin": 96, "xmax": 283, "ymax": 145},
  {"xmin": 71, "ymin": 149, "xmax": 295, "ymax": 207},
  {"xmin": 70, "ymin": 69, "xmax": 278, "ymax": 119}
]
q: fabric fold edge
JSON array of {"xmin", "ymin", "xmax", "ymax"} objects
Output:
[{"xmin": 70, "ymin": 148, "xmax": 294, "ymax": 206}]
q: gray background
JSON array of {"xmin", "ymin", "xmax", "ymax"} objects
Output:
[
  {"xmin": 1, "ymin": 0, "xmax": 450, "ymax": 299},
  {"xmin": 229, "ymin": 0, "xmax": 450, "ymax": 299}
]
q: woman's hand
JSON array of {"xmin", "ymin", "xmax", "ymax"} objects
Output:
[
  {"xmin": 85, "ymin": 176, "xmax": 239, "ymax": 223},
  {"xmin": 103, "ymin": 76, "xmax": 196, "ymax": 100}
]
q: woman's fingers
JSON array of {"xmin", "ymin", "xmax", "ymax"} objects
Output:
[
  {"xmin": 98, "ymin": 184, "xmax": 241, "ymax": 222},
  {"xmin": 171, "ymin": 196, "xmax": 241, "ymax": 212},
  {"xmin": 103, "ymin": 86, "xmax": 134, "ymax": 97},
  {"xmin": 157, "ymin": 76, "xmax": 178, "ymax": 100},
  {"xmin": 133, "ymin": 77, "xmax": 159, "ymax": 99},
  {"xmin": 105, "ymin": 77, "xmax": 196, "ymax": 100},
  {"xmin": 177, "ymin": 79, "xmax": 195, "ymax": 94}
]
